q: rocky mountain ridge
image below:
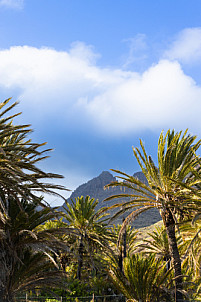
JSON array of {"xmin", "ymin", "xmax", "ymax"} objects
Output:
[{"xmin": 63, "ymin": 171, "xmax": 161, "ymax": 228}]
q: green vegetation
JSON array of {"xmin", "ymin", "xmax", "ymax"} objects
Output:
[
  {"xmin": 0, "ymin": 99, "xmax": 201, "ymax": 302},
  {"xmin": 105, "ymin": 129, "xmax": 201, "ymax": 301},
  {"xmin": 109, "ymin": 253, "xmax": 172, "ymax": 301},
  {"xmin": 62, "ymin": 195, "xmax": 113, "ymax": 280}
]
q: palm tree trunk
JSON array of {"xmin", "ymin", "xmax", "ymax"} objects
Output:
[
  {"xmin": 123, "ymin": 227, "xmax": 127, "ymax": 259},
  {"xmin": 118, "ymin": 246, "xmax": 123, "ymax": 272},
  {"xmin": 77, "ymin": 235, "xmax": 84, "ymax": 280},
  {"xmin": 119, "ymin": 217, "xmax": 126, "ymax": 272},
  {"xmin": 0, "ymin": 292, "xmax": 15, "ymax": 302},
  {"xmin": 161, "ymin": 208, "xmax": 183, "ymax": 302},
  {"xmin": 0, "ymin": 242, "xmax": 14, "ymax": 302}
]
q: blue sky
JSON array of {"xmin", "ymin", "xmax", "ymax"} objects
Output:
[{"xmin": 0, "ymin": 0, "xmax": 201, "ymax": 205}]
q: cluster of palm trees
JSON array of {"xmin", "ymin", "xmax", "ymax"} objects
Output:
[
  {"xmin": 0, "ymin": 99, "xmax": 73, "ymax": 302},
  {"xmin": 105, "ymin": 129, "xmax": 201, "ymax": 301},
  {"xmin": 0, "ymin": 99, "xmax": 201, "ymax": 302}
]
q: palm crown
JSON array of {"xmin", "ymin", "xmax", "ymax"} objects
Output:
[
  {"xmin": 105, "ymin": 129, "xmax": 201, "ymax": 302},
  {"xmin": 62, "ymin": 195, "xmax": 112, "ymax": 279},
  {"xmin": 0, "ymin": 98, "xmax": 68, "ymax": 216}
]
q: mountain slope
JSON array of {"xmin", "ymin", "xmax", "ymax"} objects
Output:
[{"xmin": 63, "ymin": 171, "xmax": 161, "ymax": 228}]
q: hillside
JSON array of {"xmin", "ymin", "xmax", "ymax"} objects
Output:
[{"xmin": 63, "ymin": 171, "xmax": 161, "ymax": 228}]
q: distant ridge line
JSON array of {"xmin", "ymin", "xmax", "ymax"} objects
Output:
[{"xmin": 62, "ymin": 170, "xmax": 161, "ymax": 228}]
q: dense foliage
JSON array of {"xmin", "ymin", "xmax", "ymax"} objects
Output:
[{"xmin": 0, "ymin": 100, "xmax": 201, "ymax": 302}]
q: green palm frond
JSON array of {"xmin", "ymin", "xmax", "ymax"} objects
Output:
[
  {"xmin": 61, "ymin": 195, "xmax": 114, "ymax": 279},
  {"xmin": 12, "ymin": 250, "xmax": 68, "ymax": 295},
  {"xmin": 179, "ymin": 219, "xmax": 201, "ymax": 277},
  {"xmin": 109, "ymin": 253, "xmax": 172, "ymax": 302},
  {"xmin": 104, "ymin": 129, "xmax": 201, "ymax": 302},
  {"xmin": 0, "ymin": 99, "xmax": 69, "ymax": 216}
]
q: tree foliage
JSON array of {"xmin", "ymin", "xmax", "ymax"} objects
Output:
[
  {"xmin": 1, "ymin": 100, "xmax": 201, "ymax": 301},
  {"xmin": 0, "ymin": 99, "xmax": 70, "ymax": 302},
  {"xmin": 109, "ymin": 253, "xmax": 172, "ymax": 302},
  {"xmin": 105, "ymin": 129, "xmax": 201, "ymax": 302}
]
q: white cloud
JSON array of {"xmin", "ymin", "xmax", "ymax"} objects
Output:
[
  {"xmin": 69, "ymin": 41, "xmax": 101, "ymax": 65},
  {"xmin": 164, "ymin": 28, "xmax": 201, "ymax": 64},
  {"xmin": 80, "ymin": 59, "xmax": 201, "ymax": 134},
  {"xmin": 0, "ymin": 43, "xmax": 200, "ymax": 136}
]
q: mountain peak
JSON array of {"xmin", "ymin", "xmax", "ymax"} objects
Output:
[
  {"xmin": 63, "ymin": 170, "xmax": 161, "ymax": 228},
  {"xmin": 66, "ymin": 170, "xmax": 115, "ymax": 202},
  {"xmin": 99, "ymin": 170, "xmax": 114, "ymax": 178}
]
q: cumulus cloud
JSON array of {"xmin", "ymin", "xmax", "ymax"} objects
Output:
[
  {"xmin": 0, "ymin": 0, "xmax": 24, "ymax": 9},
  {"xmin": 82, "ymin": 59, "xmax": 201, "ymax": 134},
  {"xmin": 0, "ymin": 42, "xmax": 200, "ymax": 136},
  {"xmin": 164, "ymin": 28, "xmax": 201, "ymax": 64}
]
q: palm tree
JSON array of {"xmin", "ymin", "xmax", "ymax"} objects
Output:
[
  {"xmin": 178, "ymin": 219, "xmax": 201, "ymax": 301},
  {"xmin": 138, "ymin": 225, "xmax": 183, "ymax": 271},
  {"xmin": 109, "ymin": 253, "xmax": 171, "ymax": 302},
  {"xmin": 62, "ymin": 195, "xmax": 112, "ymax": 280},
  {"xmin": 0, "ymin": 99, "xmax": 67, "ymax": 208},
  {"xmin": 0, "ymin": 196, "xmax": 75, "ymax": 302},
  {"xmin": 138, "ymin": 226, "xmax": 170, "ymax": 261},
  {"xmin": 110, "ymin": 224, "xmax": 138, "ymax": 271},
  {"xmin": 11, "ymin": 250, "xmax": 67, "ymax": 298},
  {"xmin": 1, "ymin": 197, "xmax": 75, "ymax": 301},
  {"xmin": 180, "ymin": 218, "xmax": 201, "ymax": 277},
  {"xmin": 0, "ymin": 99, "xmax": 69, "ymax": 302},
  {"xmin": 105, "ymin": 129, "xmax": 201, "ymax": 302}
]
